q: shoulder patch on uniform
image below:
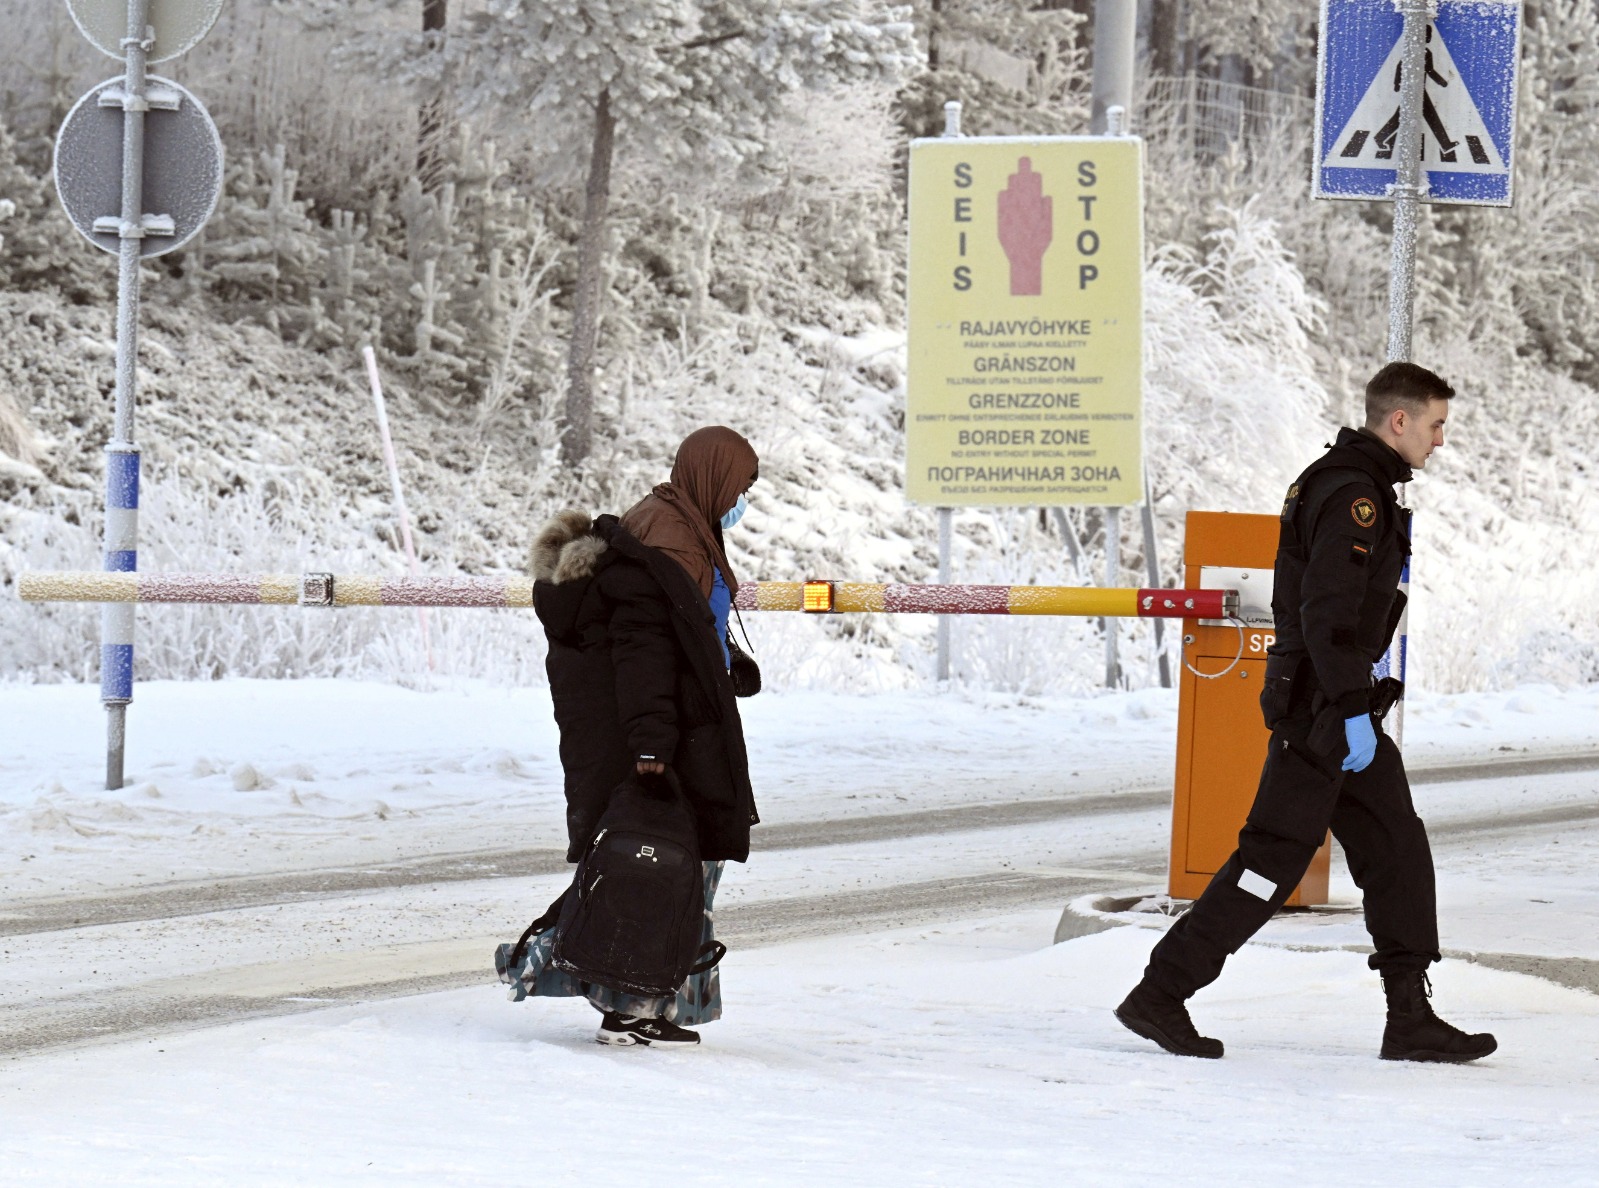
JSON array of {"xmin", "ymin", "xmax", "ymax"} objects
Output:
[
  {"xmin": 1350, "ymin": 497, "xmax": 1377, "ymax": 528},
  {"xmin": 1349, "ymin": 540, "xmax": 1371, "ymax": 566}
]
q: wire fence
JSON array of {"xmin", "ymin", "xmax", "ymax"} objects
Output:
[{"xmin": 1139, "ymin": 74, "xmax": 1315, "ymax": 186}]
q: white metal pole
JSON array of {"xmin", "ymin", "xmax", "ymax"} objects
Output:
[
  {"xmin": 1387, "ymin": 2, "xmax": 1430, "ymax": 363},
  {"xmin": 1385, "ymin": 2, "xmax": 1431, "ymax": 749},
  {"xmin": 1051, "ymin": 507, "xmax": 1090, "ymax": 584},
  {"xmin": 1105, "ymin": 507, "xmax": 1122, "ymax": 688},
  {"xmin": 935, "ymin": 99, "xmax": 963, "ymax": 684},
  {"xmin": 1091, "ymin": 0, "xmax": 1138, "ymax": 135},
  {"xmin": 1092, "ymin": 6, "xmax": 1136, "ymax": 691},
  {"xmin": 942, "ymin": 98, "xmax": 962, "ymax": 139},
  {"xmin": 1391, "ymin": 511, "xmax": 1412, "ymax": 743},
  {"xmin": 1140, "ymin": 477, "xmax": 1171, "ymax": 689},
  {"xmin": 102, "ymin": 0, "xmax": 153, "ymax": 791},
  {"xmin": 364, "ymin": 346, "xmax": 434, "ymax": 672},
  {"xmin": 936, "ymin": 508, "xmax": 952, "ymax": 681}
]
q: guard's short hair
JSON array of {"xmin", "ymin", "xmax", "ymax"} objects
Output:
[{"xmin": 1365, "ymin": 361, "xmax": 1455, "ymax": 427}]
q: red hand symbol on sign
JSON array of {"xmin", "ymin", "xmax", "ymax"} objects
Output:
[{"xmin": 996, "ymin": 157, "xmax": 1053, "ymax": 296}]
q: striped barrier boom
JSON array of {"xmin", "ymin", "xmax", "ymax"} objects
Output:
[
  {"xmin": 17, "ymin": 572, "xmax": 1237, "ymax": 619},
  {"xmin": 16, "ymin": 572, "xmax": 537, "ymax": 608},
  {"xmin": 733, "ymin": 582, "xmax": 1233, "ymax": 618}
]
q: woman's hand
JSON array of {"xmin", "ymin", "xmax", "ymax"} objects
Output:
[{"xmin": 636, "ymin": 759, "xmax": 666, "ymax": 775}]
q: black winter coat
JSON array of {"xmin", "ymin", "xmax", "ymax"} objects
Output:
[
  {"xmin": 531, "ymin": 512, "xmax": 758, "ymax": 863},
  {"xmin": 1268, "ymin": 427, "xmax": 1413, "ymax": 719}
]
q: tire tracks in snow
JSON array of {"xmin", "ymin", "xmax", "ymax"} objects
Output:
[
  {"xmin": 0, "ymin": 867, "xmax": 1148, "ymax": 1060},
  {"xmin": 3, "ymin": 749, "xmax": 1597, "ymax": 1060},
  {"xmin": 4, "ymin": 748, "xmax": 1595, "ymax": 941}
]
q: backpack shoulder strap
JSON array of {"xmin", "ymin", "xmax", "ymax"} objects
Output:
[
  {"xmin": 509, "ymin": 887, "xmax": 570, "ymax": 966},
  {"xmin": 687, "ymin": 940, "xmax": 728, "ymax": 976}
]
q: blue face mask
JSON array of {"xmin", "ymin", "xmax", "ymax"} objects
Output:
[{"xmin": 720, "ymin": 493, "xmax": 748, "ymax": 530}]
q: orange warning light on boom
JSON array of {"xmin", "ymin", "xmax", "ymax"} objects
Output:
[{"xmin": 802, "ymin": 581, "xmax": 835, "ymax": 613}]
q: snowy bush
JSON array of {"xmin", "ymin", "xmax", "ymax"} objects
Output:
[
  {"xmin": 0, "ymin": 475, "xmax": 549, "ymax": 689},
  {"xmin": 0, "ymin": 197, "xmax": 21, "ymax": 468}
]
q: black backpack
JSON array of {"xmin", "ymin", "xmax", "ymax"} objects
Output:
[{"xmin": 506, "ymin": 772, "xmax": 725, "ymax": 999}]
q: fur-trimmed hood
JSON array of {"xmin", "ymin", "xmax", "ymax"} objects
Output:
[{"xmin": 530, "ymin": 510, "xmax": 609, "ymax": 585}]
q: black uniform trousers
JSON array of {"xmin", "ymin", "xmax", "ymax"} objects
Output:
[{"xmin": 1145, "ymin": 711, "xmax": 1440, "ymax": 1001}]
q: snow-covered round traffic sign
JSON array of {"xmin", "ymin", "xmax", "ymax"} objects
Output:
[
  {"xmin": 53, "ymin": 75, "xmax": 223, "ymax": 258},
  {"xmin": 66, "ymin": 0, "xmax": 225, "ymax": 66}
]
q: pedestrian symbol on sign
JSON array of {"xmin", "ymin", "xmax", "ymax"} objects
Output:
[
  {"xmin": 1314, "ymin": 0, "xmax": 1520, "ymax": 207},
  {"xmin": 1324, "ymin": 18, "xmax": 1506, "ymax": 175}
]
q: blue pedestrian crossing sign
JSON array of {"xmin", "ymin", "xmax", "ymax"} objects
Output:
[{"xmin": 1315, "ymin": 0, "xmax": 1521, "ymax": 207}]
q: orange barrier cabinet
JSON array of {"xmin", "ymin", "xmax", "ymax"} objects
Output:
[{"xmin": 1168, "ymin": 511, "xmax": 1331, "ymax": 905}]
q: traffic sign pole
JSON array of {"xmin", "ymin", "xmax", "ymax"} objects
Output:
[
  {"xmin": 1314, "ymin": 1, "xmax": 1521, "ymax": 749},
  {"xmin": 102, "ymin": 0, "xmax": 155, "ymax": 791},
  {"xmin": 1386, "ymin": 0, "xmax": 1432, "ymax": 364},
  {"xmin": 935, "ymin": 99, "xmax": 960, "ymax": 684},
  {"xmin": 55, "ymin": 1, "xmax": 224, "ymax": 789},
  {"xmin": 1093, "ymin": 1, "xmax": 1136, "ymax": 689},
  {"xmin": 1384, "ymin": 0, "xmax": 1431, "ymax": 752}
]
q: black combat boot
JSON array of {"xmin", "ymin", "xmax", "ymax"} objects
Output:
[
  {"xmin": 1379, "ymin": 970, "xmax": 1497, "ymax": 1063},
  {"xmin": 1115, "ymin": 980, "xmax": 1224, "ymax": 1059}
]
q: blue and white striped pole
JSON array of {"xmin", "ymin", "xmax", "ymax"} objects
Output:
[
  {"xmin": 1375, "ymin": 506, "xmax": 1412, "ymax": 747},
  {"xmin": 101, "ymin": 444, "xmax": 139, "ymax": 732},
  {"xmin": 1392, "ymin": 508, "xmax": 1412, "ymax": 746},
  {"xmin": 102, "ymin": 0, "xmax": 152, "ymax": 791}
]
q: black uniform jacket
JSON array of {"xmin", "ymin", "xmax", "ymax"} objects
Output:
[
  {"xmin": 1267, "ymin": 427, "xmax": 1413, "ymax": 720},
  {"xmin": 533, "ymin": 513, "xmax": 757, "ymax": 863}
]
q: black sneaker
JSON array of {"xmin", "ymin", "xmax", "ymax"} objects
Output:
[
  {"xmin": 596, "ymin": 1012, "xmax": 701, "ymax": 1048},
  {"xmin": 1115, "ymin": 981, "xmax": 1225, "ymax": 1059}
]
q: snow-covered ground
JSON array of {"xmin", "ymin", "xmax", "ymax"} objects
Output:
[
  {"xmin": 5, "ymin": 912, "xmax": 1598, "ymax": 1185},
  {"xmin": 2, "ymin": 680, "xmax": 1598, "ymax": 1183},
  {"xmin": 5, "ymin": 679, "xmax": 1598, "ymax": 896}
]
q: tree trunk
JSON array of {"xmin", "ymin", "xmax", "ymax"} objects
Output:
[
  {"xmin": 563, "ymin": 88, "xmax": 616, "ymax": 466},
  {"xmin": 1149, "ymin": 0, "xmax": 1183, "ymax": 78},
  {"xmin": 418, "ymin": 0, "xmax": 449, "ymax": 189}
]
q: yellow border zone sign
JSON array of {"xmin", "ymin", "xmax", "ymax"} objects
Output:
[{"xmin": 906, "ymin": 136, "xmax": 1144, "ymax": 507}]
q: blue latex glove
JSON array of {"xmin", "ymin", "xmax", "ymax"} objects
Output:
[{"xmin": 1342, "ymin": 713, "xmax": 1377, "ymax": 772}]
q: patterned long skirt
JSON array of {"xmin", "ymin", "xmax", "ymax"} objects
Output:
[{"xmin": 503, "ymin": 860, "xmax": 724, "ymax": 1026}]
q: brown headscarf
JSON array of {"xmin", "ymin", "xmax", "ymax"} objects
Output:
[{"xmin": 620, "ymin": 426, "xmax": 759, "ymax": 600}]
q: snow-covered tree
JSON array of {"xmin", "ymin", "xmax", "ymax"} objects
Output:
[
  {"xmin": 418, "ymin": 0, "xmax": 450, "ymax": 187},
  {"xmin": 441, "ymin": 0, "xmax": 919, "ymax": 463},
  {"xmin": 1475, "ymin": 0, "xmax": 1599, "ymax": 381},
  {"xmin": 899, "ymin": 0, "xmax": 1087, "ymax": 140},
  {"xmin": 1185, "ymin": 0, "xmax": 1308, "ymax": 76},
  {"xmin": 0, "ymin": 115, "xmax": 103, "ymax": 302}
]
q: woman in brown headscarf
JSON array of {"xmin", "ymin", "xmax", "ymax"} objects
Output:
[
  {"xmin": 622, "ymin": 425, "xmax": 759, "ymax": 603},
  {"xmin": 514, "ymin": 426, "xmax": 761, "ymax": 1048}
]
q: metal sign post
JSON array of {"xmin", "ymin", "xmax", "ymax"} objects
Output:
[
  {"xmin": 1386, "ymin": 1, "xmax": 1431, "ymax": 362},
  {"xmin": 1385, "ymin": 6, "xmax": 1426, "ymax": 744},
  {"xmin": 1316, "ymin": 1, "xmax": 1521, "ymax": 746},
  {"xmin": 102, "ymin": 0, "xmax": 154, "ymax": 794},
  {"xmin": 55, "ymin": 0, "xmax": 225, "ymax": 790},
  {"xmin": 936, "ymin": 100, "xmax": 961, "ymax": 684},
  {"xmin": 1092, "ymin": 2, "xmax": 1138, "ymax": 690}
]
